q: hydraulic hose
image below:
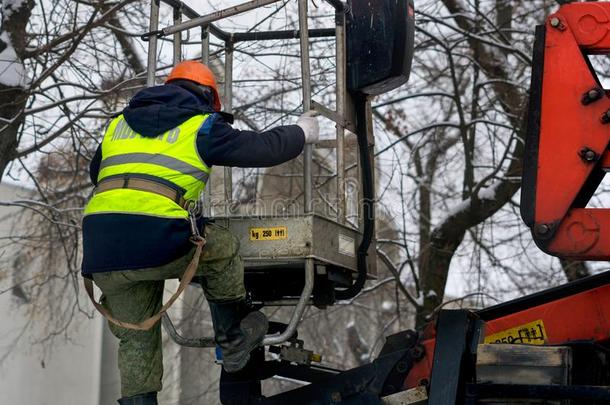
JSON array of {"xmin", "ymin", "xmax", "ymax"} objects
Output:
[{"xmin": 335, "ymin": 92, "xmax": 374, "ymax": 300}]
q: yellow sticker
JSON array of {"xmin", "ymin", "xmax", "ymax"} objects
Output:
[
  {"xmin": 484, "ymin": 319, "xmax": 547, "ymax": 345},
  {"xmin": 249, "ymin": 226, "xmax": 288, "ymax": 241}
]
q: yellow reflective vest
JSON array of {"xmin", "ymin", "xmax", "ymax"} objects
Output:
[{"xmin": 84, "ymin": 113, "xmax": 212, "ymax": 220}]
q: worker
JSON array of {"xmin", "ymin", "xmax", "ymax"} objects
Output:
[{"xmin": 81, "ymin": 60, "xmax": 319, "ymax": 404}]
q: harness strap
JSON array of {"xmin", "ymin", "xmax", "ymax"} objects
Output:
[
  {"xmin": 95, "ymin": 177, "xmax": 190, "ymax": 210},
  {"xmin": 84, "ymin": 237, "xmax": 205, "ymax": 331}
]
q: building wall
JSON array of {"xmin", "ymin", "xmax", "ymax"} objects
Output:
[{"xmin": 0, "ymin": 183, "xmax": 121, "ymax": 405}]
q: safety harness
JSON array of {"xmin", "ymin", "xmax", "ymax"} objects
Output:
[{"xmin": 84, "ymin": 178, "xmax": 206, "ymax": 331}]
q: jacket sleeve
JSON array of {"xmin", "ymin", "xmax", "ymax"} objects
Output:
[
  {"xmin": 89, "ymin": 145, "xmax": 102, "ymax": 186},
  {"xmin": 196, "ymin": 114, "xmax": 306, "ymax": 168}
]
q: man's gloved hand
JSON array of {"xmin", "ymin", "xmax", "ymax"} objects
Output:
[{"xmin": 296, "ymin": 111, "xmax": 320, "ymax": 144}]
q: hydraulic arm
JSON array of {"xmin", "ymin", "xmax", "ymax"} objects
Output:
[{"xmin": 522, "ymin": 2, "xmax": 610, "ymax": 259}]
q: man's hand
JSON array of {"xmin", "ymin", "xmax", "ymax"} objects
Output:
[{"xmin": 296, "ymin": 111, "xmax": 320, "ymax": 144}]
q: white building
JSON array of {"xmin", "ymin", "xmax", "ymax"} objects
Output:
[{"xmin": 0, "ymin": 182, "xmax": 122, "ymax": 404}]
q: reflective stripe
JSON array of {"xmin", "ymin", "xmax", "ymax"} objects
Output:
[
  {"xmin": 86, "ymin": 114, "xmax": 210, "ymax": 220},
  {"xmin": 100, "ymin": 153, "xmax": 209, "ymax": 183}
]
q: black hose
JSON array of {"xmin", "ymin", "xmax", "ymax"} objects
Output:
[
  {"xmin": 335, "ymin": 92, "xmax": 374, "ymax": 300},
  {"xmin": 324, "ymin": 0, "xmax": 345, "ymax": 11}
]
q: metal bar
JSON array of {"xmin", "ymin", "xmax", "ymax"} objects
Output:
[
  {"xmin": 201, "ymin": 26, "xmax": 210, "ymax": 65},
  {"xmin": 299, "ymin": 0, "xmax": 313, "ymax": 213},
  {"xmin": 207, "ymin": 24, "xmax": 229, "ymax": 42},
  {"xmin": 173, "ymin": 5, "xmax": 182, "ymax": 64},
  {"xmin": 224, "ymin": 41, "xmax": 234, "ymax": 211},
  {"xmin": 365, "ymin": 99, "xmax": 376, "ymax": 233},
  {"xmin": 311, "ymin": 100, "xmax": 355, "ymax": 133},
  {"xmin": 314, "ymin": 138, "xmax": 358, "ymax": 149},
  {"xmin": 160, "ymin": 0, "xmax": 229, "ymax": 41},
  {"xmin": 428, "ymin": 310, "xmax": 480, "ymax": 405},
  {"xmin": 146, "ymin": 1, "xmax": 160, "ymax": 87},
  {"xmin": 162, "ymin": 313, "xmax": 216, "ymax": 347},
  {"xmin": 165, "ymin": 27, "xmax": 335, "ymax": 45},
  {"xmin": 154, "ymin": 0, "xmax": 283, "ymax": 37},
  {"xmin": 335, "ymin": 12, "xmax": 346, "ymax": 224},
  {"xmin": 200, "ymin": 26, "xmax": 211, "ymax": 217},
  {"xmin": 262, "ymin": 258, "xmax": 315, "ymax": 345},
  {"xmin": 157, "ymin": 0, "xmax": 334, "ymax": 42},
  {"xmin": 232, "ymin": 28, "xmax": 335, "ymax": 42}
]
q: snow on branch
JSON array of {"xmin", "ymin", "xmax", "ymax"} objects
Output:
[
  {"xmin": 0, "ymin": 31, "xmax": 26, "ymax": 87},
  {"xmin": 1, "ymin": 0, "xmax": 27, "ymax": 19},
  {"xmin": 442, "ymin": 181, "xmax": 503, "ymax": 223}
]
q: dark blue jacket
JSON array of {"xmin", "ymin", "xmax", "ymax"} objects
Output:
[{"xmin": 82, "ymin": 84, "xmax": 305, "ymax": 274}]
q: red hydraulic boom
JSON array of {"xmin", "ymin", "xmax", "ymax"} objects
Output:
[
  {"xmin": 400, "ymin": 3, "xmax": 610, "ymax": 403},
  {"xmin": 522, "ymin": 2, "xmax": 610, "ymax": 259}
]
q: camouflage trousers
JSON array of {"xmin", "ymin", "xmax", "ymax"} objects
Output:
[{"xmin": 92, "ymin": 223, "xmax": 246, "ymax": 397}]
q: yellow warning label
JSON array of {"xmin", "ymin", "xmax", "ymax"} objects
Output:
[
  {"xmin": 249, "ymin": 226, "xmax": 288, "ymax": 241},
  {"xmin": 484, "ymin": 319, "xmax": 547, "ymax": 345}
]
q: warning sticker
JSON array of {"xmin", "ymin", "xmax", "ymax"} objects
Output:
[
  {"xmin": 338, "ymin": 234, "xmax": 355, "ymax": 257},
  {"xmin": 484, "ymin": 319, "xmax": 547, "ymax": 345},
  {"xmin": 249, "ymin": 226, "xmax": 288, "ymax": 241}
]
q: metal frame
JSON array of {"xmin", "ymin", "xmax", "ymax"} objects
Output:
[
  {"xmin": 143, "ymin": 0, "xmax": 360, "ymax": 347},
  {"xmin": 257, "ymin": 329, "xmax": 420, "ymax": 403},
  {"xmin": 146, "ymin": 1, "xmax": 160, "ymax": 87},
  {"xmin": 144, "ymin": 0, "xmax": 351, "ymax": 221},
  {"xmin": 263, "ymin": 258, "xmax": 314, "ymax": 345},
  {"xmin": 141, "ymin": 0, "xmax": 285, "ymax": 40},
  {"xmin": 223, "ymin": 40, "xmax": 233, "ymax": 210},
  {"xmin": 334, "ymin": 10, "xmax": 347, "ymax": 222},
  {"xmin": 427, "ymin": 310, "xmax": 482, "ymax": 405},
  {"xmin": 298, "ymin": 0, "xmax": 314, "ymax": 214}
]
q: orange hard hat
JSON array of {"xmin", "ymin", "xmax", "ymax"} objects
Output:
[{"xmin": 165, "ymin": 60, "xmax": 222, "ymax": 111}]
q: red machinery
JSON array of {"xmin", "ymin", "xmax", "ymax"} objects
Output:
[
  {"xmin": 403, "ymin": 3, "xmax": 610, "ymax": 403},
  {"xmin": 522, "ymin": 2, "xmax": 610, "ymax": 259}
]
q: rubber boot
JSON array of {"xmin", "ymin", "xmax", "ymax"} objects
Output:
[
  {"xmin": 117, "ymin": 392, "xmax": 158, "ymax": 405},
  {"xmin": 209, "ymin": 300, "xmax": 268, "ymax": 373}
]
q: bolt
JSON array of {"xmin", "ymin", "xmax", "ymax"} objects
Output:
[
  {"xmin": 579, "ymin": 147, "xmax": 598, "ymax": 162},
  {"xmin": 534, "ymin": 223, "xmax": 550, "ymax": 236},
  {"xmin": 602, "ymin": 110, "xmax": 610, "ymax": 124},
  {"xmin": 396, "ymin": 361, "xmax": 409, "ymax": 373},
  {"xmin": 582, "ymin": 88, "xmax": 604, "ymax": 105},
  {"xmin": 584, "ymin": 150, "xmax": 597, "ymax": 161},
  {"xmin": 550, "ymin": 17, "xmax": 560, "ymax": 27},
  {"xmin": 409, "ymin": 345, "xmax": 425, "ymax": 361}
]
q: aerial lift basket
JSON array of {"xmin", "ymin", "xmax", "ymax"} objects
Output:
[{"xmin": 141, "ymin": 0, "xmax": 414, "ymax": 348}]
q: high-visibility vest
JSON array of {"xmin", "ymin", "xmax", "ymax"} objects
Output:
[{"xmin": 84, "ymin": 113, "xmax": 212, "ymax": 220}]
